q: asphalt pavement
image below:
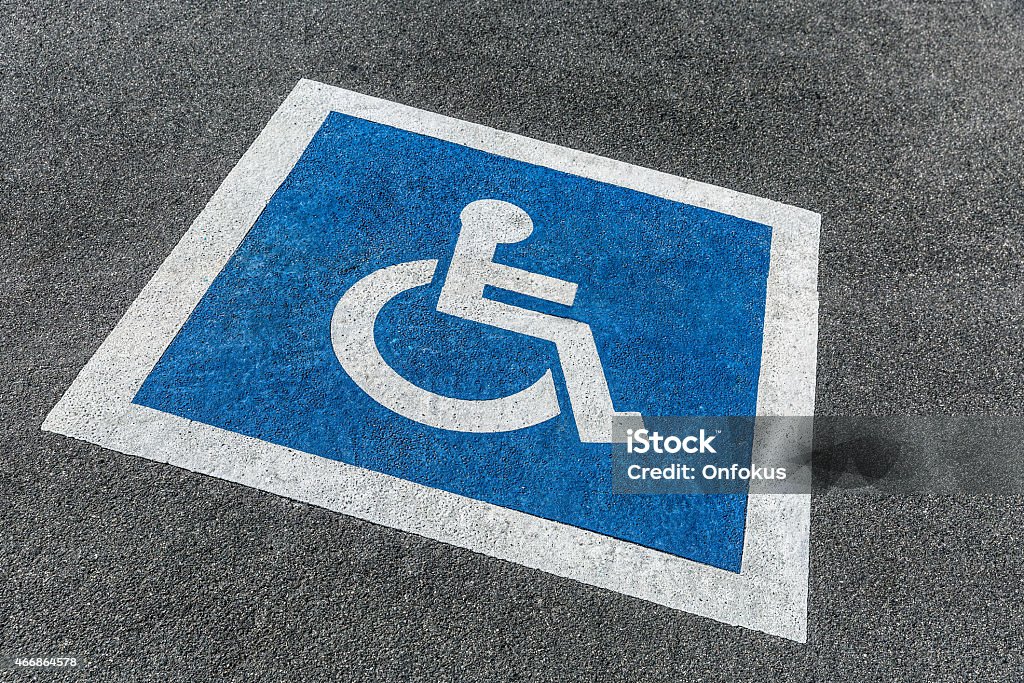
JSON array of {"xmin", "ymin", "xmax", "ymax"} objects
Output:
[{"xmin": 2, "ymin": 0, "xmax": 1023, "ymax": 680}]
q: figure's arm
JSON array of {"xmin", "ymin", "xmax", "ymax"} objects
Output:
[{"xmin": 486, "ymin": 262, "xmax": 578, "ymax": 306}]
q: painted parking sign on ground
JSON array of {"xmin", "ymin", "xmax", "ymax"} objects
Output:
[{"xmin": 44, "ymin": 80, "xmax": 820, "ymax": 641}]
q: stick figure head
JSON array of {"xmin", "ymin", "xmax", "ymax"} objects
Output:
[{"xmin": 459, "ymin": 199, "xmax": 534, "ymax": 245}]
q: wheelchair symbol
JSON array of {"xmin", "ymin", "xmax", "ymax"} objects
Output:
[{"xmin": 331, "ymin": 199, "xmax": 641, "ymax": 443}]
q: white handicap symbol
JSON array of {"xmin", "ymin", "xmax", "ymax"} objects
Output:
[{"xmin": 331, "ymin": 199, "xmax": 642, "ymax": 443}]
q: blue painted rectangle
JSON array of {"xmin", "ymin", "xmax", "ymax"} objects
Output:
[{"xmin": 133, "ymin": 112, "xmax": 772, "ymax": 571}]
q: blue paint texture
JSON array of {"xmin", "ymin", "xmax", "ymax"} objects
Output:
[{"xmin": 134, "ymin": 113, "xmax": 773, "ymax": 571}]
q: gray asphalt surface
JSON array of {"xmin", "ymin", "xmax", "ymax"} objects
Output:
[{"xmin": 3, "ymin": 0, "xmax": 1024, "ymax": 680}]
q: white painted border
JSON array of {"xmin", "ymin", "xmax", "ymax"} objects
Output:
[{"xmin": 43, "ymin": 79, "xmax": 820, "ymax": 641}]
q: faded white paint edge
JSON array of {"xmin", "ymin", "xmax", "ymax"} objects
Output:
[{"xmin": 42, "ymin": 79, "xmax": 820, "ymax": 642}]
